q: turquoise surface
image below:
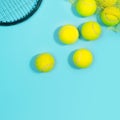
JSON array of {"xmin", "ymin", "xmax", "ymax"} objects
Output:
[{"xmin": 0, "ymin": 0, "xmax": 120, "ymax": 120}]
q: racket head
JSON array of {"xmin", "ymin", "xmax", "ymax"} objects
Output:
[{"xmin": 0, "ymin": 0, "xmax": 42, "ymax": 26}]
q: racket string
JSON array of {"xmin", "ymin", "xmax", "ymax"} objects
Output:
[
  {"xmin": 0, "ymin": 1, "xmax": 17, "ymax": 21},
  {"xmin": 8, "ymin": 0, "xmax": 35, "ymax": 20},
  {"xmin": 0, "ymin": 2, "xmax": 11, "ymax": 21},
  {"xmin": 8, "ymin": 0, "xmax": 25, "ymax": 20},
  {"xmin": 13, "ymin": 0, "xmax": 34, "ymax": 17},
  {"xmin": 11, "ymin": 0, "xmax": 30, "ymax": 19},
  {"xmin": 1, "ymin": 0, "xmax": 18, "ymax": 21},
  {"xmin": 0, "ymin": 0, "xmax": 26, "ymax": 22}
]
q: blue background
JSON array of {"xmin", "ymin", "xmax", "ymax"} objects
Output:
[{"xmin": 0, "ymin": 0, "xmax": 120, "ymax": 120}]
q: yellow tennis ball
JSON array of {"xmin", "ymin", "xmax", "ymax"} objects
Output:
[
  {"xmin": 100, "ymin": 7, "xmax": 120, "ymax": 26},
  {"xmin": 75, "ymin": 0, "xmax": 97, "ymax": 17},
  {"xmin": 58, "ymin": 25, "xmax": 79, "ymax": 44},
  {"xmin": 96, "ymin": 0, "xmax": 117, "ymax": 7},
  {"xmin": 81, "ymin": 21, "xmax": 102, "ymax": 40},
  {"xmin": 35, "ymin": 53, "xmax": 55, "ymax": 72},
  {"xmin": 73, "ymin": 48, "xmax": 93, "ymax": 68}
]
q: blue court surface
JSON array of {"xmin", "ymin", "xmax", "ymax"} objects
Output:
[{"xmin": 0, "ymin": 0, "xmax": 120, "ymax": 120}]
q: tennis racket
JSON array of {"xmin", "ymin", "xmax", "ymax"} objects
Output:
[{"xmin": 0, "ymin": 0, "xmax": 42, "ymax": 26}]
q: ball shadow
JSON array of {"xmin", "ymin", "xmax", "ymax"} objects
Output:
[
  {"xmin": 54, "ymin": 27, "xmax": 66, "ymax": 46},
  {"xmin": 71, "ymin": 4, "xmax": 84, "ymax": 18},
  {"xmin": 96, "ymin": 13, "xmax": 106, "ymax": 27},
  {"xmin": 78, "ymin": 23, "xmax": 83, "ymax": 39},
  {"xmin": 78, "ymin": 23, "xmax": 93, "ymax": 42},
  {"xmin": 68, "ymin": 50, "xmax": 80, "ymax": 70},
  {"xmin": 29, "ymin": 55, "xmax": 40, "ymax": 73}
]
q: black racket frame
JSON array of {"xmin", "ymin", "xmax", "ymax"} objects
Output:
[{"xmin": 0, "ymin": 0, "xmax": 42, "ymax": 26}]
